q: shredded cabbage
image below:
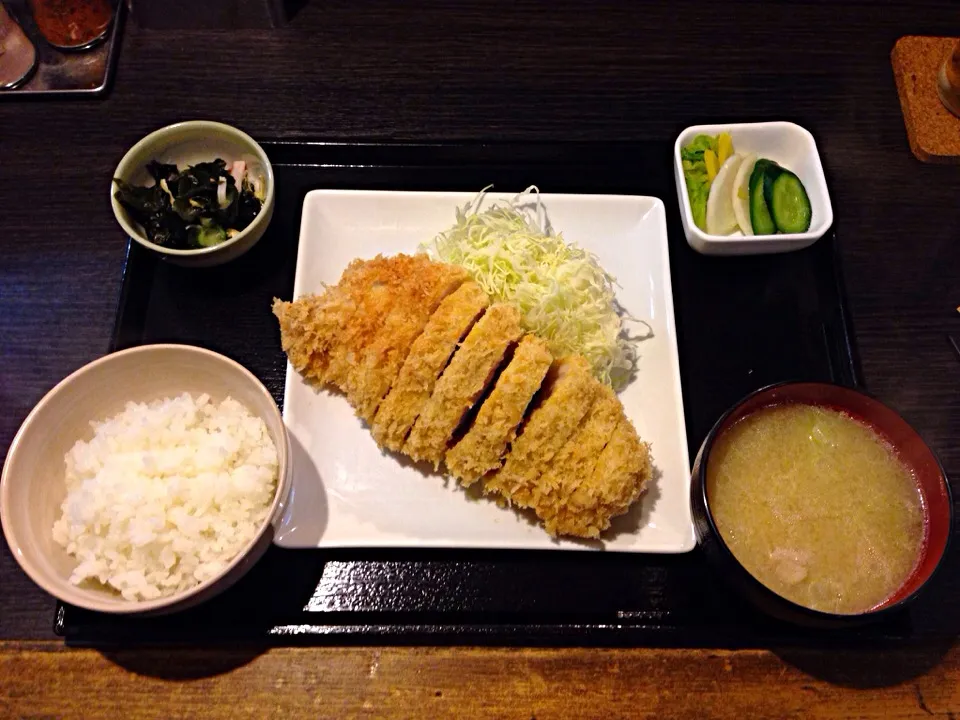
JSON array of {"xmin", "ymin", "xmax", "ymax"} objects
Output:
[{"xmin": 422, "ymin": 186, "xmax": 640, "ymax": 389}]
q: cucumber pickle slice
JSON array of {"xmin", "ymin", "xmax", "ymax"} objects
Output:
[
  {"xmin": 748, "ymin": 160, "xmax": 777, "ymax": 236},
  {"xmin": 765, "ymin": 170, "xmax": 812, "ymax": 234}
]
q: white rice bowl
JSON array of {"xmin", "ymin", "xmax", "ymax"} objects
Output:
[{"xmin": 51, "ymin": 392, "xmax": 279, "ymax": 602}]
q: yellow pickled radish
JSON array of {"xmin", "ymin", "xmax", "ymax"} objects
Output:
[
  {"xmin": 717, "ymin": 132, "xmax": 734, "ymax": 165},
  {"xmin": 704, "ymin": 150, "xmax": 719, "ymax": 182}
]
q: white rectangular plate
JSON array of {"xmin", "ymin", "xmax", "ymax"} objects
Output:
[{"xmin": 276, "ymin": 190, "xmax": 693, "ymax": 552}]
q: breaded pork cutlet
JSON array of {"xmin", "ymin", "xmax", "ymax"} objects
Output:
[
  {"xmin": 342, "ymin": 263, "xmax": 468, "ymax": 423},
  {"xmin": 446, "ymin": 335, "xmax": 553, "ymax": 486},
  {"xmin": 404, "ymin": 304, "xmax": 523, "ymax": 468},
  {"xmin": 372, "ymin": 282, "xmax": 489, "ymax": 452},
  {"xmin": 483, "ymin": 355, "xmax": 599, "ymax": 506},
  {"xmin": 545, "ymin": 412, "xmax": 652, "ymax": 538},
  {"xmin": 274, "ymin": 253, "xmax": 655, "ymax": 540},
  {"xmin": 528, "ymin": 383, "xmax": 622, "ymax": 536},
  {"xmin": 272, "ymin": 257, "xmax": 392, "ymax": 382},
  {"xmin": 322, "ymin": 254, "xmax": 464, "ymax": 394}
]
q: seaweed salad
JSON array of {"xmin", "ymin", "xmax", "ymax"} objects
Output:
[{"xmin": 114, "ymin": 159, "xmax": 265, "ymax": 249}]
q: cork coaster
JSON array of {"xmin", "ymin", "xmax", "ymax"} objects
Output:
[{"xmin": 891, "ymin": 36, "xmax": 960, "ymax": 163}]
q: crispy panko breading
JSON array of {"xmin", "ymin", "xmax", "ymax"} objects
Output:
[
  {"xmin": 446, "ymin": 335, "xmax": 553, "ymax": 486},
  {"xmin": 273, "ymin": 254, "xmax": 466, "ymax": 402},
  {"xmin": 343, "ymin": 263, "xmax": 469, "ymax": 423},
  {"xmin": 274, "ymin": 254, "xmax": 655, "ymax": 540},
  {"xmin": 483, "ymin": 355, "xmax": 599, "ymax": 506},
  {"xmin": 527, "ymin": 383, "xmax": 622, "ymax": 515},
  {"xmin": 544, "ymin": 413, "xmax": 652, "ymax": 538},
  {"xmin": 372, "ymin": 282, "xmax": 490, "ymax": 452},
  {"xmin": 529, "ymin": 384, "xmax": 624, "ymax": 536},
  {"xmin": 273, "ymin": 257, "xmax": 391, "ymax": 382},
  {"xmin": 322, "ymin": 254, "xmax": 466, "ymax": 394},
  {"xmin": 404, "ymin": 304, "xmax": 523, "ymax": 468}
]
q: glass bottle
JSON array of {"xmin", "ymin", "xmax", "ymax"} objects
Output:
[{"xmin": 0, "ymin": 2, "xmax": 37, "ymax": 90}]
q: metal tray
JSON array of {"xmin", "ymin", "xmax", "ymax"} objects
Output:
[
  {"xmin": 1, "ymin": 0, "xmax": 123, "ymax": 97},
  {"xmin": 56, "ymin": 140, "xmax": 906, "ymax": 648}
]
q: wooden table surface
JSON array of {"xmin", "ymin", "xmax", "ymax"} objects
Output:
[{"xmin": 2, "ymin": 1, "xmax": 959, "ymax": 717}]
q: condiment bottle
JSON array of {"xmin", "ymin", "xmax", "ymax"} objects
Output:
[
  {"xmin": 0, "ymin": 2, "xmax": 37, "ymax": 90},
  {"xmin": 29, "ymin": 0, "xmax": 112, "ymax": 50}
]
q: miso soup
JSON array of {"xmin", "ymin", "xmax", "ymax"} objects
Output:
[{"xmin": 707, "ymin": 403, "xmax": 925, "ymax": 615}]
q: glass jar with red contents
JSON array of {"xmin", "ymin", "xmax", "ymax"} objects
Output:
[{"xmin": 29, "ymin": 0, "xmax": 113, "ymax": 51}]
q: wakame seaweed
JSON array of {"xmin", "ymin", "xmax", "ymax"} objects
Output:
[{"xmin": 113, "ymin": 158, "xmax": 263, "ymax": 250}]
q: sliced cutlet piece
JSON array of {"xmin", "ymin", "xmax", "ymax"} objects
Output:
[
  {"xmin": 321, "ymin": 254, "xmax": 454, "ymax": 393},
  {"xmin": 446, "ymin": 335, "xmax": 553, "ymax": 486},
  {"xmin": 403, "ymin": 304, "xmax": 523, "ymax": 468},
  {"xmin": 372, "ymin": 282, "xmax": 490, "ymax": 452},
  {"xmin": 272, "ymin": 293, "xmax": 336, "ymax": 382},
  {"xmin": 343, "ymin": 262, "xmax": 469, "ymax": 423},
  {"xmin": 526, "ymin": 382, "xmax": 623, "ymax": 535},
  {"xmin": 545, "ymin": 410, "xmax": 652, "ymax": 538},
  {"xmin": 483, "ymin": 355, "xmax": 599, "ymax": 507},
  {"xmin": 272, "ymin": 256, "xmax": 393, "ymax": 382}
]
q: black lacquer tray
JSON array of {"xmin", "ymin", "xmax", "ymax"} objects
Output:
[{"xmin": 57, "ymin": 141, "xmax": 894, "ymax": 647}]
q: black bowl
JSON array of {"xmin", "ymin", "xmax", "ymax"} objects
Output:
[{"xmin": 691, "ymin": 381, "xmax": 953, "ymax": 628}]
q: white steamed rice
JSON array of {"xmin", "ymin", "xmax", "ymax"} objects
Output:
[{"xmin": 51, "ymin": 392, "xmax": 279, "ymax": 602}]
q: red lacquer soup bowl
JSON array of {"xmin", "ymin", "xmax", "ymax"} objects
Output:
[{"xmin": 690, "ymin": 382, "xmax": 952, "ymax": 628}]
